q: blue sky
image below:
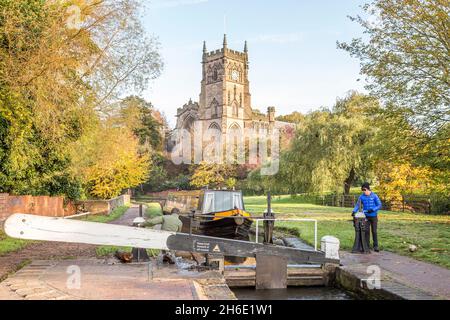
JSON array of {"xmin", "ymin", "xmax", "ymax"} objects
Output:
[{"xmin": 142, "ymin": 0, "xmax": 368, "ymax": 126}]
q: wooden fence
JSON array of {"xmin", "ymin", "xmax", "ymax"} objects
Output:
[{"xmin": 314, "ymin": 194, "xmax": 436, "ymax": 214}]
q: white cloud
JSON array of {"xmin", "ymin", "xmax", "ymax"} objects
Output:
[
  {"xmin": 249, "ymin": 33, "xmax": 304, "ymax": 44},
  {"xmin": 151, "ymin": 0, "xmax": 209, "ymax": 9}
]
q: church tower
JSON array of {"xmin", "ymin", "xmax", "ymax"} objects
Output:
[
  {"xmin": 173, "ymin": 36, "xmax": 295, "ymax": 163},
  {"xmin": 199, "ymin": 35, "xmax": 252, "ymax": 134}
]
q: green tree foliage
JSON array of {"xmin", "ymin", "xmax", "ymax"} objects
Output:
[
  {"xmin": 114, "ymin": 96, "xmax": 165, "ymax": 151},
  {"xmin": 0, "ymin": 1, "xmax": 162, "ymax": 199},
  {"xmin": 338, "ymin": 0, "xmax": 449, "ymax": 172}
]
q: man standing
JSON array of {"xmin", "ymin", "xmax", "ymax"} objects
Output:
[{"xmin": 352, "ymin": 182, "xmax": 382, "ymax": 252}]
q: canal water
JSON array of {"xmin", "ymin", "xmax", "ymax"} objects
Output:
[{"xmin": 232, "ymin": 287, "xmax": 353, "ymax": 300}]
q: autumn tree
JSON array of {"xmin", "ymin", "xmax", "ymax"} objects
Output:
[
  {"xmin": 190, "ymin": 162, "xmax": 237, "ymax": 190},
  {"xmin": 0, "ymin": 1, "xmax": 162, "ymax": 198},
  {"xmin": 70, "ymin": 125, "xmax": 150, "ymax": 199},
  {"xmin": 276, "ymin": 111, "xmax": 305, "ymax": 124}
]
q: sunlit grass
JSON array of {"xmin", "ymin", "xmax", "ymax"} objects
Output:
[
  {"xmin": 0, "ymin": 228, "xmax": 32, "ymax": 256},
  {"xmin": 145, "ymin": 203, "xmax": 163, "ymax": 218},
  {"xmin": 84, "ymin": 205, "xmax": 129, "ymax": 223},
  {"xmin": 245, "ymin": 195, "xmax": 450, "ymax": 269}
]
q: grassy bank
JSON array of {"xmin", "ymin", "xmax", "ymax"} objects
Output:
[
  {"xmin": 85, "ymin": 205, "xmax": 129, "ymax": 223},
  {"xmin": 145, "ymin": 203, "xmax": 163, "ymax": 218},
  {"xmin": 244, "ymin": 195, "xmax": 450, "ymax": 269},
  {"xmin": 0, "ymin": 227, "xmax": 31, "ymax": 256}
]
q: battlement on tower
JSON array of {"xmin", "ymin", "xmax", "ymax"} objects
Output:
[
  {"xmin": 176, "ymin": 99, "xmax": 199, "ymax": 117},
  {"xmin": 203, "ymin": 35, "xmax": 248, "ymax": 62}
]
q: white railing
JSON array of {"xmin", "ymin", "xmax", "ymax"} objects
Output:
[{"xmin": 254, "ymin": 218, "xmax": 318, "ymax": 251}]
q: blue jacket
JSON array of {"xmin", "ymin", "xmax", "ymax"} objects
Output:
[{"xmin": 353, "ymin": 192, "xmax": 382, "ymax": 217}]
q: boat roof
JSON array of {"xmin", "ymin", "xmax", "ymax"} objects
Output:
[{"xmin": 168, "ymin": 190, "xmax": 242, "ymax": 197}]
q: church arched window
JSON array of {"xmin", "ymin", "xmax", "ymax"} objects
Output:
[
  {"xmin": 231, "ymin": 101, "xmax": 239, "ymax": 117},
  {"xmin": 210, "ymin": 99, "xmax": 219, "ymax": 118},
  {"xmin": 228, "ymin": 123, "xmax": 243, "ymax": 164},
  {"xmin": 209, "ymin": 122, "xmax": 221, "ymax": 132}
]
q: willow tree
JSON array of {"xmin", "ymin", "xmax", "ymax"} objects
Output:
[{"xmin": 277, "ymin": 93, "xmax": 380, "ymax": 195}]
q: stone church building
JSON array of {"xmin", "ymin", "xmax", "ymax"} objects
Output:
[{"xmin": 172, "ymin": 35, "xmax": 294, "ymax": 161}]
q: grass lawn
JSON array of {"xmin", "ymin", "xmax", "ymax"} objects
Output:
[
  {"xmin": 145, "ymin": 203, "xmax": 163, "ymax": 218},
  {"xmin": 0, "ymin": 228, "xmax": 31, "ymax": 256},
  {"xmin": 84, "ymin": 205, "xmax": 129, "ymax": 223},
  {"xmin": 244, "ymin": 195, "xmax": 450, "ymax": 269}
]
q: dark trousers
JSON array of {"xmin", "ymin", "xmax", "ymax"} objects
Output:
[{"xmin": 366, "ymin": 217, "xmax": 379, "ymax": 248}]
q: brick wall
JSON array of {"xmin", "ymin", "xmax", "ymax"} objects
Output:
[
  {"xmin": 0, "ymin": 194, "xmax": 77, "ymax": 221},
  {"xmin": 0, "ymin": 193, "xmax": 9, "ymax": 221},
  {"xmin": 0, "ymin": 194, "xmax": 130, "ymax": 221}
]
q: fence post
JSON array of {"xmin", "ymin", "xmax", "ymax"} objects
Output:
[{"xmin": 402, "ymin": 196, "xmax": 405, "ymax": 212}]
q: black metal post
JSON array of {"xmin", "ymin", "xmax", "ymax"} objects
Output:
[{"xmin": 264, "ymin": 192, "xmax": 274, "ymax": 244}]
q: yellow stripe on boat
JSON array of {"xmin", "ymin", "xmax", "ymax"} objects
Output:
[{"xmin": 213, "ymin": 209, "xmax": 252, "ymax": 221}]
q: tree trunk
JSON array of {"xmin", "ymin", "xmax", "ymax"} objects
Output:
[{"xmin": 344, "ymin": 167, "xmax": 355, "ymax": 195}]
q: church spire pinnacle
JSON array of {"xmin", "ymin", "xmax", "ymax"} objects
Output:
[
  {"xmin": 203, "ymin": 41, "xmax": 207, "ymax": 54},
  {"xmin": 223, "ymin": 34, "xmax": 227, "ymax": 49},
  {"xmin": 244, "ymin": 40, "xmax": 248, "ymax": 53}
]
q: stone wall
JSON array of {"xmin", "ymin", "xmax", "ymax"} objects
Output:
[{"xmin": 77, "ymin": 195, "xmax": 131, "ymax": 216}]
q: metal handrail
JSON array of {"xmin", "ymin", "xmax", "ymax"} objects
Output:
[
  {"xmin": 179, "ymin": 214, "xmax": 262, "ymax": 219},
  {"xmin": 254, "ymin": 218, "xmax": 318, "ymax": 251},
  {"xmin": 178, "ymin": 214, "xmax": 319, "ymax": 251}
]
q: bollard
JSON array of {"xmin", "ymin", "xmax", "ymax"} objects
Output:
[
  {"xmin": 352, "ymin": 215, "xmax": 371, "ymax": 254},
  {"xmin": 132, "ymin": 207, "xmax": 150, "ymax": 262},
  {"xmin": 321, "ymin": 236, "xmax": 340, "ymax": 260}
]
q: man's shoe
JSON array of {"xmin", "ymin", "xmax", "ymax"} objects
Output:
[{"xmin": 374, "ymin": 247, "xmax": 380, "ymax": 252}]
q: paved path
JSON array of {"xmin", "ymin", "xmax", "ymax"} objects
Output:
[
  {"xmin": 110, "ymin": 204, "xmax": 142, "ymax": 226},
  {"xmin": 340, "ymin": 251, "xmax": 450, "ymax": 300},
  {"xmin": 0, "ymin": 205, "xmax": 143, "ymax": 282},
  {"xmin": 0, "ymin": 233, "xmax": 97, "ymax": 282},
  {"xmin": 0, "ymin": 205, "xmax": 236, "ymax": 300}
]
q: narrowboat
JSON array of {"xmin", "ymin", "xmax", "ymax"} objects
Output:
[{"xmin": 163, "ymin": 190, "xmax": 253, "ymax": 241}]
